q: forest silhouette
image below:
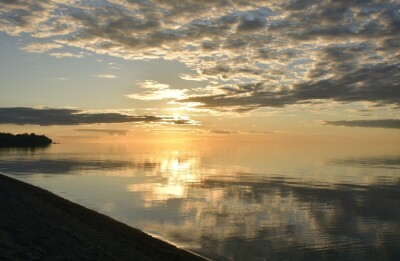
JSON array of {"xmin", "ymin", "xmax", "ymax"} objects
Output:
[{"xmin": 0, "ymin": 133, "xmax": 52, "ymax": 147}]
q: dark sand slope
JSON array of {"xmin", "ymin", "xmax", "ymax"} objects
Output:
[{"xmin": 0, "ymin": 174, "xmax": 206, "ymax": 261}]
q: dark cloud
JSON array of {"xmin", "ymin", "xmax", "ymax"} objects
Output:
[
  {"xmin": 74, "ymin": 129, "xmax": 129, "ymax": 136},
  {"xmin": 245, "ymin": 130, "xmax": 273, "ymax": 134},
  {"xmin": 180, "ymin": 62, "xmax": 400, "ymax": 110},
  {"xmin": 210, "ymin": 130, "xmax": 238, "ymax": 135},
  {"xmin": 222, "ymin": 37, "xmax": 248, "ymax": 49},
  {"xmin": 282, "ymin": 0, "xmax": 400, "ymax": 40},
  {"xmin": 236, "ymin": 8, "xmax": 270, "ymax": 32},
  {"xmin": 295, "ymin": 63, "xmax": 400, "ymax": 104},
  {"xmin": 0, "ymin": 107, "xmax": 194, "ymax": 126},
  {"xmin": 209, "ymin": 129, "xmax": 273, "ymax": 135},
  {"xmin": 324, "ymin": 119, "xmax": 400, "ymax": 129}
]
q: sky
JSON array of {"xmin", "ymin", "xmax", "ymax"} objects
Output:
[{"xmin": 0, "ymin": 0, "xmax": 399, "ymax": 143}]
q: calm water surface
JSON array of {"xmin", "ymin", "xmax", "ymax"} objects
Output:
[{"xmin": 1, "ymin": 142, "xmax": 399, "ymax": 260}]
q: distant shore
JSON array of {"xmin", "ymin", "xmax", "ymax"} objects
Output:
[
  {"xmin": 0, "ymin": 174, "xmax": 206, "ymax": 260},
  {"xmin": 0, "ymin": 132, "xmax": 52, "ymax": 147}
]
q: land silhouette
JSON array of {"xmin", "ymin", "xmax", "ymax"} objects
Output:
[{"xmin": 0, "ymin": 132, "xmax": 52, "ymax": 147}]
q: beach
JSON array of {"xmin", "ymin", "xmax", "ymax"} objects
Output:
[{"xmin": 0, "ymin": 173, "xmax": 206, "ymax": 260}]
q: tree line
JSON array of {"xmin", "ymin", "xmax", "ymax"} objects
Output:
[{"xmin": 0, "ymin": 132, "xmax": 53, "ymax": 147}]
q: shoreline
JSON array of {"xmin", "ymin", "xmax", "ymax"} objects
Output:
[{"xmin": 0, "ymin": 173, "xmax": 206, "ymax": 260}]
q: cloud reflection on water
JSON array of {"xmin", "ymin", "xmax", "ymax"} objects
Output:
[
  {"xmin": 329, "ymin": 156, "xmax": 400, "ymax": 169},
  {"xmin": 1, "ymin": 146, "xmax": 399, "ymax": 260},
  {"xmin": 0, "ymin": 158, "xmax": 159, "ymax": 175},
  {"xmin": 136, "ymin": 174, "xmax": 400, "ymax": 260}
]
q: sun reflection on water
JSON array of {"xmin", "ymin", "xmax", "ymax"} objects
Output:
[{"xmin": 127, "ymin": 151, "xmax": 201, "ymax": 206}]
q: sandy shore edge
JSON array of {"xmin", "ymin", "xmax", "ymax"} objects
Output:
[{"xmin": 0, "ymin": 173, "xmax": 207, "ymax": 260}]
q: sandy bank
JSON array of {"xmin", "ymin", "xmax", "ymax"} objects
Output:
[{"xmin": 0, "ymin": 174, "xmax": 206, "ymax": 260}]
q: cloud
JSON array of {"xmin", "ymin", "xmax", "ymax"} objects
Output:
[
  {"xmin": 74, "ymin": 129, "xmax": 129, "ymax": 136},
  {"xmin": 1, "ymin": 0, "xmax": 399, "ymax": 112},
  {"xmin": 94, "ymin": 74, "xmax": 117, "ymax": 78},
  {"xmin": 179, "ymin": 62, "xmax": 400, "ymax": 111},
  {"xmin": 126, "ymin": 80, "xmax": 187, "ymax": 101},
  {"xmin": 236, "ymin": 8, "xmax": 271, "ymax": 32},
  {"xmin": 179, "ymin": 74, "xmax": 208, "ymax": 82},
  {"xmin": 20, "ymin": 42, "xmax": 63, "ymax": 53},
  {"xmin": 209, "ymin": 129, "xmax": 273, "ymax": 135},
  {"xmin": 324, "ymin": 119, "xmax": 400, "ymax": 129},
  {"xmin": 0, "ymin": 107, "xmax": 196, "ymax": 126},
  {"xmin": 49, "ymin": 52, "xmax": 83, "ymax": 58},
  {"xmin": 245, "ymin": 130, "xmax": 274, "ymax": 134},
  {"xmin": 210, "ymin": 130, "xmax": 239, "ymax": 135}
]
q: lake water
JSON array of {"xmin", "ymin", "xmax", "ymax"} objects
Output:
[{"xmin": 1, "ymin": 141, "xmax": 399, "ymax": 260}]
